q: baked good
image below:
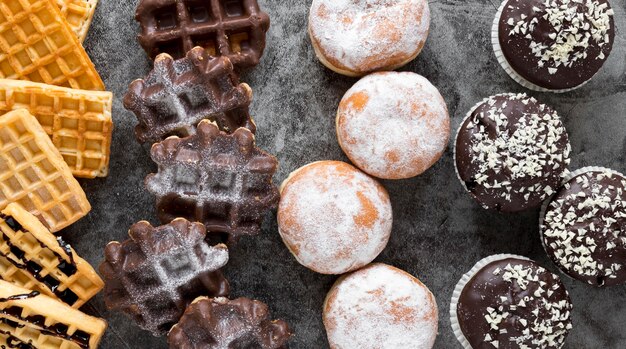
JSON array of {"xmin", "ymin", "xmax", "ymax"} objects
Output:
[
  {"xmin": 277, "ymin": 161, "xmax": 392, "ymax": 275},
  {"xmin": 493, "ymin": 0, "xmax": 615, "ymax": 92},
  {"xmin": 308, "ymin": 0, "xmax": 430, "ymax": 76},
  {"xmin": 0, "ymin": 109, "xmax": 91, "ymax": 232},
  {"xmin": 124, "ymin": 47, "xmax": 254, "ymax": 144},
  {"xmin": 56, "ymin": 0, "xmax": 98, "ymax": 42},
  {"xmin": 168, "ymin": 297, "xmax": 292, "ymax": 349},
  {"xmin": 135, "ymin": 0, "xmax": 270, "ymax": 69},
  {"xmin": 323, "ymin": 263, "xmax": 438, "ymax": 349},
  {"xmin": 541, "ymin": 167, "xmax": 626, "ymax": 287},
  {"xmin": 455, "ymin": 93, "xmax": 571, "ymax": 212},
  {"xmin": 0, "ymin": 279, "xmax": 107, "ymax": 348},
  {"xmin": 451, "ymin": 255, "xmax": 573, "ymax": 349},
  {"xmin": 145, "ymin": 120, "xmax": 279, "ymax": 244},
  {"xmin": 0, "ymin": 203, "xmax": 103, "ymax": 308},
  {"xmin": 0, "ymin": 78, "xmax": 113, "ymax": 178},
  {"xmin": 0, "ymin": 0, "xmax": 104, "ymax": 90},
  {"xmin": 336, "ymin": 72, "xmax": 449, "ymax": 179}
]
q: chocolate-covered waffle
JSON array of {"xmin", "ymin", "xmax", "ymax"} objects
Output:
[
  {"xmin": 145, "ymin": 120, "xmax": 280, "ymax": 243},
  {"xmin": 135, "ymin": 0, "xmax": 270, "ymax": 69},
  {"xmin": 99, "ymin": 218, "xmax": 229, "ymax": 336},
  {"xmin": 124, "ymin": 47, "xmax": 254, "ymax": 144},
  {"xmin": 168, "ymin": 297, "xmax": 292, "ymax": 349}
]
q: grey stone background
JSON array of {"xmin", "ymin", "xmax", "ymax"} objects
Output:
[{"xmin": 65, "ymin": 0, "xmax": 626, "ymax": 347}]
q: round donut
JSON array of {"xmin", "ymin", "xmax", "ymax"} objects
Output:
[
  {"xmin": 308, "ymin": 0, "xmax": 431, "ymax": 77},
  {"xmin": 336, "ymin": 72, "xmax": 450, "ymax": 179},
  {"xmin": 277, "ymin": 161, "xmax": 392, "ymax": 275},
  {"xmin": 323, "ymin": 263, "xmax": 438, "ymax": 349}
]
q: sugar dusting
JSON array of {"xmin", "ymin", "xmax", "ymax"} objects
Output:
[
  {"xmin": 324, "ymin": 263, "xmax": 438, "ymax": 349},
  {"xmin": 278, "ymin": 162, "xmax": 392, "ymax": 274},
  {"xmin": 309, "ymin": 0, "xmax": 430, "ymax": 73},
  {"xmin": 337, "ymin": 72, "xmax": 450, "ymax": 179}
]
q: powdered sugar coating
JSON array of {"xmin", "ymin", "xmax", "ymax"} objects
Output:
[
  {"xmin": 337, "ymin": 72, "xmax": 450, "ymax": 179},
  {"xmin": 323, "ymin": 263, "xmax": 438, "ymax": 349},
  {"xmin": 309, "ymin": 0, "xmax": 430, "ymax": 76},
  {"xmin": 277, "ymin": 161, "xmax": 392, "ymax": 275}
]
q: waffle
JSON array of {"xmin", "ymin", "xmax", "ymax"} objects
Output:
[
  {"xmin": 56, "ymin": 0, "xmax": 98, "ymax": 42},
  {"xmin": 0, "ymin": 0, "xmax": 104, "ymax": 91},
  {"xmin": 135, "ymin": 0, "xmax": 270, "ymax": 69},
  {"xmin": 124, "ymin": 47, "xmax": 254, "ymax": 144},
  {"xmin": 0, "ymin": 279, "xmax": 107, "ymax": 349},
  {"xmin": 0, "ymin": 109, "xmax": 91, "ymax": 233},
  {"xmin": 145, "ymin": 120, "xmax": 280, "ymax": 244},
  {"xmin": 0, "ymin": 203, "xmax": 103, "ymax": 308},
  {"xmin": 99, "ymin": 218, "xmax": 230, "ymax": 336},
  {"xmin": 0, "ymin": 79, "xmax": 113, "ymax": 178}
]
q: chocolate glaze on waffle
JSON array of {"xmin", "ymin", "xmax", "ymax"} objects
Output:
[
  {"xmin": 135, "ymin": 0, "xmax": 270, "ymax": 69},
  {"xmin": 145, "ymin": 120, "xmax": 280, "ymax": 244},
  {"xmin": 168, "ymin": 297, "xmax": 292, "ymax": 349},
  {"xmin": 124, "ymin": 47, "xmax": 254, "ymax": 144},
  {"xmin": 99, "ymin": 219, "xmax": 229, "ymax": 336}
]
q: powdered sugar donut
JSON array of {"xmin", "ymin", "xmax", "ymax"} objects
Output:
[
  {"xmin": 277, "ymin": 161, "xmax": 392, "ymax": 275},
  {"xmin": 337, "ymin": 72, "xmax": 450, "ymax": 179},
  {"xmin": 323, "ymin": 263, "xmax": 438, "ymax": 349},
  {"xmin": 308, "ymin": 0, "xmax": 431, "ymax": 77}
]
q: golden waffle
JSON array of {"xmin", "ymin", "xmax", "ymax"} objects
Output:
[
  {"xmin": 0, "ymin": 203, "xmax": 103, "ymax": 308},
  {"xmin": 0, "ymin": 0, "xmax": 104, "ymax": 91},
  {"xmin": 0, "ymin": 279, "xmax": 107, "ymax": 349},
  {"xmin": 0, "ymin": 109, "xmax": 91, "ymax": 233},
  {"xmin": 56, "ymin": 0, "xmax": 98, "ymax": 42},
  {"xmin": 0, "ymin": 79, "xmax": 113, "ymax": 178}
]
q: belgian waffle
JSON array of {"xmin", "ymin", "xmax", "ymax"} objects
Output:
[
  {"xmin": 0, "ymin": 79, "xmax": 113, "ymax": 178},
  {"xmin": 0, "ymin": 203, "xmax": 103, "ymax": 308},
  {"xmin": 0, "ymin": 109, "xmax": 91, "ymax": 233},
  {"xmin": 56, "ymin": 0, "xmax": 98, "ymax": 42},
  {"xmin": 0, "ymin": 279, "xmax": 107, "ymax": 349},
  {"xmin": 135, "ymin": 0, "xmax": 270, "ymax": 69},
  {"xmin": 0, "ymin": 0, "xmax": 104, "ymax": 90}
]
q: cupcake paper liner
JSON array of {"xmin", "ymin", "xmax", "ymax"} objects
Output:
[{"xmin": 449, "ymin": 253, "xmax": 531, "ymax": 349}]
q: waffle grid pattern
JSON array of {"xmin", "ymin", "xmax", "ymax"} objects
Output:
[
  {"xmin": 0, "ymin": 0, "xmax": 104, "ymax": 90},
  {"xmin": 56, "ymin": 0, "xmax": 98, "ymax": 42},
  {"xmin": 0, "ymin": 79, "xmax": 113, "ymax": 178},
  {"xmin": 0, "ymin": 110, "xmax": 90, "ymax": 233}
]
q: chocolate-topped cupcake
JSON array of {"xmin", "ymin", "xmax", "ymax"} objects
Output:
[
  {"xmin": 455, "ymin": 93, "xmax": 571, "ymax": 212},
  {"xmin": 451, "ymin": 255, "xmax": 573, "ymax": 349},
  {"xmin": 493, "ymin": 0, "xmax": 615, "ymax": 92},
  {"xmin": 540, "ymin": 168, "xmax": 626, "ymax": 287}
]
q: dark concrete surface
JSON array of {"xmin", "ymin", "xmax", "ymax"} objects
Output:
[{"xmin": 65, "ymin": 0, "xmax": 626, "ymax": 347}]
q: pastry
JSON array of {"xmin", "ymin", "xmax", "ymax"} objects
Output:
[
  {"xmin": 99, "ymin": 218, "xmax": 230, "ymax": 336},
  {"xmin": 124, "ymin": 47, "xmax": 254, "ymax": 144},
  {"xmin": 277, "ymin": 161, "xmax": 392, "ymax": 275},
  {"xmin": 451, "ymin": 254, "xmax": 573, "ymax": 349},
  {"xmin": 168, "ymin": 297, "xmax": 292, "ymax": 349},
  {"xmin": 0, "ymin": 279, "xmax": 107, "ymax": 348},
  {"xmin": 0, "ymin": 0, "xmax": 104, "ymax": 90},
  {"xmin": 56, "ymin": 0, "xmax": 98, "ymax": 42},
  {"xmin": 336, "ymin": 72, "xmax": 450, "ymax": 179},
  {"xmin": 455, "ymin": 93, "xmax": 571, "ymax": 212},
  {"xmin": 0, "ymin": 109, "xmax": 91, "ymax": 233},
  {"xmin": 135, "ymin": 0, "xmax": 270, "ymax": 69},
  {"xmin": 540, "ymin": 167, "xmax": 626, "ymax": 287},
  {"xmin": 492, "ymin": 0, "xmax": 615, "ymax": 92},
  {"xmin": 0, "ymin": 203, "xmax": 103, "ymax": 308},
  {"xmin": 0, "ymin": 78, "xmax": 113, "ymax": 178},
  {"xmin": 308, "ymin": 0, "xmax": 430, "ymax": 76},
  {"xmin": 145, "ymin": 120, "xmax": 279, "ymax": 244},
  {"xmin": 323, "ymin": 263, "xmax": 438, "ymax": 349}
]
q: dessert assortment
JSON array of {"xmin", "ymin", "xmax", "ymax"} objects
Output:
[{"xmin": 0, "ymin": 0, "xmax": 622, "ymax": 347}]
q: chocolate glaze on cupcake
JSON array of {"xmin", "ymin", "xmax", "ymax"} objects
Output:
[
  {"xmin": 541, "ymin": 168, "xmax": 626, "ymax": 287},
  {"xmin": 497, "ymin": 0, "xmax": 615, "ymax": 90},
  {"xmin": 453, "ymin": 256, "xmax": 573, "ymax": 349},
  {"xmin": 455, "ymin": 93, "xmax": 571, "ymax": 212}
]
